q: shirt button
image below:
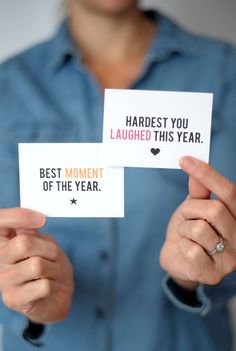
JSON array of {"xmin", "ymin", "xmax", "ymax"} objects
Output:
[
  {"xmin": 99, "ymin": 251, "xmax": 109, "ymax": 261},
  {"xmin": 94, "ymin": 306, "xmax": 106, "ymax": 319}
]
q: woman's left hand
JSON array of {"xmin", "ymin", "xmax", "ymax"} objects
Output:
[{"xmin": 160, "ymin": 156, "xmax": 236, "ymax": 290}]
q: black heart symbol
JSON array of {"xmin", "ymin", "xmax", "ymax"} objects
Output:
[{"xmin": 151, "ymin": 148, "xmax": 160, "ymax": 156}]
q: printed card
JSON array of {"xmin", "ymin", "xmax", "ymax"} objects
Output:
[
  {"xmin": 18, "ymin": 143, "xmax": 124, "ymax": 218},
  {"xmin": 102, "ymin": 89, "xmax": 213, "ymax": 168}
]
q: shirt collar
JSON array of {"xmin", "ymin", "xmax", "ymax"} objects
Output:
[
  {"xmin": 146, "ymin": 11, "xmax": 200, "ymax": 62},
  {"xmin": 48, "ymin": 11, "xmax": 200, "ymax": 72},
  {"xmin": 48, "ymin": 19, "xmax": 78, "ymax": 72}
]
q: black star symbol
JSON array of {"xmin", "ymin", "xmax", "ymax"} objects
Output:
[{"xmin": 70, "ymin": 198, "xmax": 77, "ymax": 205}]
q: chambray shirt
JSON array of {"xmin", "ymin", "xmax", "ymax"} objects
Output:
[{"xmin": 0, "ymin": 11, "xmax": 236, "ymax": 351}]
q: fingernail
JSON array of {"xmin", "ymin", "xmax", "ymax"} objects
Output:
[
  {"xmin": 179, "ymin": 156, "xmax": 196, "ymax": 170},
  {"xmin": 30, "ymin": 213, "xmax": 45, "ymax": 227}
]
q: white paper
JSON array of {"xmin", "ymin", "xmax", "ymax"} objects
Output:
[
  {"xmin": 18, "ymin": 143, "xmax": 124, "ymax": 218},
  {"xmin": 102, "ymin": 89, "xmax": 213, "ymax": 168}
]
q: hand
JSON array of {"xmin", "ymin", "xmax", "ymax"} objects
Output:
[
  {"xmin": 0, "ymin": 208, "xmax": 74, "ymax": 323},
  {"xmin": 160, "ymin": 156, "xmax": 236, "ymax": 290}
]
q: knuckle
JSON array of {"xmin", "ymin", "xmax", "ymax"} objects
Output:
[
  {"xmin": 49, "ymin": 241, "xmax": 60, "ymax": 260},
  {"xmin": 180, "ymin": 200, "xmax": 191, "ymax": 217},
  {"xmin": 191, "ymin": 220, "xmax": 208, "ymax": 240},
  {"xmin": 40, "ymin": 279, "xmax": 53, "ymax": 297},
  {"xmin": 30, "ymin": 257, "xmax": 45, "ymax": 278},
  {"xmin": 208, "ymin": 200, "xmax": 225, "ymax": 220},
  {"xmin": 14, "ymin": 235, "xmax": 32, "ymax": 258},
  {"xmin": 2, "ymin": 288, "xmax": 16, "ymax": 309},
  {"xmin": 186, "ymin": 245, "xmax": 202, "ymax": 261}
]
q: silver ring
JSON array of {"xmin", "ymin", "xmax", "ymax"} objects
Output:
[{"xmin": 207, "ymin": 235, "xmax": 225, "ymax": 256}]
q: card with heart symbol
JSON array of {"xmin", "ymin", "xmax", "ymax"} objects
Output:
[
  {"xmin": 18, "ymin": 143, "xmax": 124, "ymax": 217},
  {"xmin": 102, "ymin": 89, "xmax": 213, "ymax": 169}
]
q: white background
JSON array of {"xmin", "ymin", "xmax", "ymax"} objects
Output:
[
  {"xmin": 0, "ymin": 0, "xmax": 236, "ymax": 62},
  {"xmin": 0, "ymin": 0, "xmax": 236, "ymax": 349}
]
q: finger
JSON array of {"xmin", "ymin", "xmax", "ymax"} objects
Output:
[
  {"xmin": 15, "ymin": 229, "xmax": 56, "ymax": 244},
  {"xmin": 178, "ymin": 219, "xmax": 220, "ymax": 252},
  {"xmin": 15, "ymin": 228, "xmax": 38, "ymax": 236},
  {"xmin": 2, "ymin": 279, "xmax": 59, "ymax": 311},
  {"xmin": 180, "ymin": 198, "xmax": 236, "ymax": 243},
  {"xmin": 0, "ymin": 257, "xmax": 61, "ymax": 288},
  {"xmin": 15, "ymin": 229, "xmax": 57, "ymax": 245},
  {"xmin": 180, "ymin": 156, "xmax": 236, "ymax": 217},
  {"xmin": 188, "ymin": 177, "xmax": 211, "ymax": 199},
  {"xmin": 178, "ymin": 237, "xmax": 221, "ymax": 285},
  {"xmin": 0, "ymin": 208, "xmax": 45, "ymax": 231},
  {"xmin": 24, "ymin": 231, "xmax": 57, "ymax": 244},
  {"xmin": 0, "ymin": 228, "xmax": 38, "ymax": 247},
  {"xmin": 0, "ymin": 234, "xmax": 59, "ymax": 264}
]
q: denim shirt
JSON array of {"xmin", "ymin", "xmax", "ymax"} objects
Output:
[{"xmin": 0, "ymin": 11, "xmax": 236, "ymax": 351}]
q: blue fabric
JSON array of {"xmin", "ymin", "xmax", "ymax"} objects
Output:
[
  {"xmin": 0, "ymin": 11, "xmax": 236, "ymax": 351},
  {"xmin": 162, "ymin": 275, "xmax": 212, "ymax": 316}
]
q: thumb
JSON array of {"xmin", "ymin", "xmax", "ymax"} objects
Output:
[
  {"xmin": 188, "ymin": 176, "xmax": 211, "ymax": 199},
  {"xmin": 179, "ymin": 156, "xmax": 211, "ymax": 199},
  {"xmin": 0, "ymin": 208, "xmax": 45, "ymax": 246}
]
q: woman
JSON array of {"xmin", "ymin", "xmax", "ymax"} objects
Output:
[{"xmin": 0, "ymin": 0, "xmax": 235, "ymax": 350}]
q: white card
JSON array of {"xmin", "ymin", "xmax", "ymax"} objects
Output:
[
  {"xmin": 18, "ymin": 143, "xmax": 124, "ymax": 218},
  {"xmin": 103, "ymin": 89, "xmax": 213, "ymax": 168}
]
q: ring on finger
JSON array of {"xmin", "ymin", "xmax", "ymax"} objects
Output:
[{"xmin": 207, "ymin": 235, "xmax": 225, "ymax": 256}]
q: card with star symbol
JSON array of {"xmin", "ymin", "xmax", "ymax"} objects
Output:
[{"xmin": 18, "ymin": 143, "xmax": 124, "ymax": 217}]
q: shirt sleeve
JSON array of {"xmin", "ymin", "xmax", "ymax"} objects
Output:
[
  {"xmin": 162, "ymin": 274, "xmax": 211, "ymax": 316},
  {"xmin": 162, "ymin": 271, "xmax": 236, "ymax": 317},
  {"xmin": 0, "ymin": 302, "xmax": 52, "ymax": 348},
  {"xmin": 23, "ymin": 320, "xmax": 45, "ymax": 347}
]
